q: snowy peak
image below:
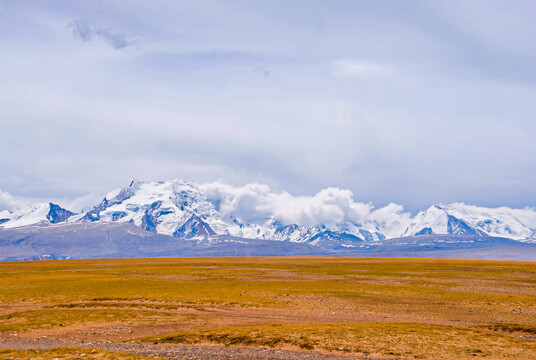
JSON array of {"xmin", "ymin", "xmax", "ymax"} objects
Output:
[
  {"xmin": 0, "ymin": 203, "xmax": 75, "ymax": 228},
  {"xmin": 441, "ymin": 203, "xmax": 536, "ymax": 240},
  {"xmin": 404, "ymin": 205, "xmax": 483, "ymax": 237},
  {"xmin": 404, "ymin": 205, "xmax": 451, "ymax": 236},
  {"xmin": 403, "ymin": 203, "xmax": 534, "ymax": 240},
  {"xmin": 76, "ymin": 179, "xmax": 224, "ymax": 239}
]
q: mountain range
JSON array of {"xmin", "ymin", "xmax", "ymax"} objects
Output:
[{"xmin": 1, "ymin": 179, "xmax": 535, "ymax": 260}]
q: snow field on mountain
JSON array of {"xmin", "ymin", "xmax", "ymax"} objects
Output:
[{"xmin": 1, "ymin": 179, "xmax": 535, "ymax": 243}]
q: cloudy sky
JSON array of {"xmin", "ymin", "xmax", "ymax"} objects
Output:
[{"xmin": 1, "ymin": 0, "xmax": 535, "ymax": 212}]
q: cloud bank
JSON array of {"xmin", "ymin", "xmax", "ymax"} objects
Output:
[{"xmin": 199, "ymin": 181, "xmax": 412, "ymax": 237}]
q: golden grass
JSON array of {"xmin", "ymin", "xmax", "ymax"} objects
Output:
[
  {"xmin": 0, "ymin": 257, "xmax": 535, "ymax": 359},
  {"xmin": 0, "ymin": 347, "xmax": 158, "ymax": 359},
  {"xmin": 145, "ymin": 322, "xmax": 535, "ymax": 359},
  {"xmin": 0, "ymin": 309, "xmax": 171, "ymax": 332}
]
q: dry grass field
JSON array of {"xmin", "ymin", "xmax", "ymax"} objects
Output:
[
  {"xmin": 0, "ymin": 257, "xmax": 534, "ymax": 359},
  {"xmin": 0, "ymin": 347, "xmax": 154, "ymax": 360}
]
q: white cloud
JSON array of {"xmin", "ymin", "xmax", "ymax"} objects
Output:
[
  {"xmin": 367, "ymin": 203, "xmax": 413, "ymax": 238},
  {"xmin": 198, "ymin": 181, "xmax": 412, "ymax": 234},
  {"xmin": 0, "ymin": 190, "xmax": 27, "ymax": 211}
]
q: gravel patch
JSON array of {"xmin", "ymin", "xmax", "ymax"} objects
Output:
[{"xmin": 0, "ymin": 338, "xmax": 382, "ymax": 360}]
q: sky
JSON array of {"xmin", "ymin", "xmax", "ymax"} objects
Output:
[{"xmin": 1, "ymin": 0, "xmax": 535, "ymax": 213}]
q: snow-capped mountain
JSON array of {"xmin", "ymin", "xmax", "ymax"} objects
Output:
[
  {"xmin": 403, "ymin": 204, "xmax": 536, "ymax": 241},
  {"xmin": 403, "ymin": 205, "xmax": 483, "ymax": 237},
  {"xmin": 1, "ymin": 179, "xmax": 535, "ymax": 248},
  {"xmin": 74, "ymin": 180, "xmax": 225, "ymax": 239},
  {"xmin": 0, "ymin": 202, "xmax": 74, "ymax": 229},
  {"xmin": 68, "ymin": 180, "xmax": 368, "ymax": 248}
]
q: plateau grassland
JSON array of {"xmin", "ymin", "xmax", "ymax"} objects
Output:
[{"xmin": 0, "ymin": 257, "xmax": 534, "ymax": 359}]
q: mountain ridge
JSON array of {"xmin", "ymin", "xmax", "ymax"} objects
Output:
[{"xmin": 1, "ymin": 179, "xmax": 535, "ymax": 248}]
